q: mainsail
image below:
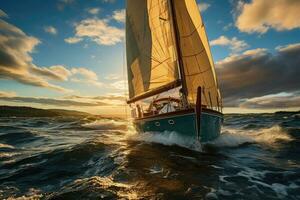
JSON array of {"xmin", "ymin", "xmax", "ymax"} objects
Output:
[
  {"xmin": 126, "ymin": 0, "xmax": 180, "ymax": 103},
  {"xmin": 126, "ymin": 0, "xmax": 221, "ymax": 109},
  {"xmin": 172, "ymin": 0, "xmax": 221, "ymax": 108}
]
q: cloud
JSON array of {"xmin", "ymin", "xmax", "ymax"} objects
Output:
[
  {"xmin": 64, "ymin": 37, "xmax": 83, "ymax": 44},
  {"xmin": 64, "ymin": 94, "xmax": 126, "ymax": 106},
  {"xmin": 210, "ymin": 35, "xmax": 249, "ymax": 52},
  {"xmin": 105, "ymin": 74, "xmax": 121, "ymax": 80},
  {"xmin": 30, "ymin": 65, "xmax": 72, "ymax": 81},
  {"xmin": 66, "ymin": 94, "xmax": 125, "ymax": 101},
  {"xmin": 235, "ymin": 0, "xmax": 300, "ymax": 34},
  {"xmin": 0, "ymin": 9, "xmax": 8, "ymax": 18},
  {"xmin": 0, "ymin": 95, "xmax": 108, "ymax": 107},
  {"xmin": 110, "ymin": 80, "xmax": 127, "ymax": 91},
  {"xmin": 0, "ymin": 91, "xmax": 16, "ymax": 98},
  {"xmin": 71, "ymin": 67, "xmax": 103, "ymax": 87},
  {"xmin": 112, "ymin": 9, "xmax": 125, "ymax": 23},
  {"xmin": 216, "ymin": 43, "xmax": 300, "ymax": 108},
  {"xmin": 69, "ymin": 18, "xmax": 124, "ymax": 46},
  {"xmin": 0, "ymin": 19, "xmax": 71, "ymax": 92},
  {"xmin": 87, "ymin": 8, "xmax": 100, "ymax": 15},
  {"xmin": 240, "ymin": 92, "xmax": 300, "ymax": 109},
  {"xmin": 44, "ymin": 26, "xmax": 57, "ymax": 35},
  {"xmin": 198, "ymin": 3, "xmax": 211, "ymax": 12},
  {"xmin": 0, "ymin": 90, "xmax": 127, "ymax": 108}
]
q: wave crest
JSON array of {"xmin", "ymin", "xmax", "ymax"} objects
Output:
[
  {"xmin": 130, "ymin": 131, "xmax": 202, "ymax": 151},
  {"xmin": 209, "ymin": 125, "xmax": 293, "ymax": 147},
  {"xmin": 82, "ymin": 119, "xmax": 127, "ymax": 130}
]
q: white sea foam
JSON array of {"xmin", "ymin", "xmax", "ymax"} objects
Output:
[
  {"xmin": 208, "ymin": 125, "xmax": 293, "ymax": 148},
  {"xmin": 130, "ymin": 131, "xmax": 202, "ymax": 152},
  {"xmin": 82, "ymin": 119, "xmax": 128, "ymax": 130}
]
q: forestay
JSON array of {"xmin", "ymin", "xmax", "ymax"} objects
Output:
[
  {"xmin": 173, "ymin": 0, "xmax": 221, "ymax": 108},
  {"xmin": 126, "ymin": 0, "xmax": 180, "ymax": 102}
]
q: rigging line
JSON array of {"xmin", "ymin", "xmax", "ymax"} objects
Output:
[
  {"xmin": 185, "ymin": 68, "xmax": 211, "ymax": 76},
  {"xmin": 123, "ymin": 17, "xmax": 128, "ymax": 119},
  {"xmin": 150, "ymin": 18, "xmax": 173, "ymax": 58},
  {"xmin": 181, "ymin": 48, "xmax": 206, "ymax": 58},
  {"xmin": 180, "ymin": 23, "xmax": 204, "ymax": 38},
  {"xmin": 139, "ymin": 53, "xmax": 176, "ymax": 74}
]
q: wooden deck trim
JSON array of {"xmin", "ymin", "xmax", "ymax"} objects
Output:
[{"xmin": 135, "ymin": 108, "xmax": 223, "ymax": 122}]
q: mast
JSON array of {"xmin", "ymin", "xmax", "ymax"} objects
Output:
[{"xmin": 169, "ymin": 0, "xmax": 189, "ymax": 105}]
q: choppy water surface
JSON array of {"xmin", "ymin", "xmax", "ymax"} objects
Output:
[{"xmin": 0, "ymin": 113, "xmax": 299, "ymax": 199}]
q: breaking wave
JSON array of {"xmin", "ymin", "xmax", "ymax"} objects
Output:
[
  {"xmin": 208, "ymin": 125, "xmax": 293, "ymax": 148},
  {"xmin": 129, "ymin": 131, "xmax": 202, "ymax": 152},
  {"xmin": 82, "ymin": 119, "xmax": 128, "ymax": 130}
]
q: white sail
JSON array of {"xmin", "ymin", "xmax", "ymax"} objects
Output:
[
  {"xmin": 126, "ymin": 0, "xmax": 180, "ymax": 102},
  {"xmin": 173, "ymin": 0, "xmax": 221, "ymax": 108}
]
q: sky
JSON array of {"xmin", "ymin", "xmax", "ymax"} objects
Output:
[{"xmin": 0, "ymin": 0, "xmax": 299, "ymax": 116}]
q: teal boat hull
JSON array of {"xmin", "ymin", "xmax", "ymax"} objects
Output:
[{"xmin": 134, "ymin": 109, "xmax": 223, "ymax": 143}]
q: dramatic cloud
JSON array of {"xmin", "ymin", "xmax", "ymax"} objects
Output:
[
  {"xmin": 198, "ymin": 3, "xmax": 210, "ymax": 12},
  {"xmin": 112, "ymin": 9, "xmax": 125, "ymax": 23},
  {"xmin": 240, "ymin": 92, "xmax": 300, "ymax": 109},
  {"xmin": 236, "ymin": 0, "xmax": 300, "ymax": 34},
  {"xmin": 210, "ymin": 35, "xmax": 249, "ymax": 52},
  {"xmin": 0, "ymin": 19, "xmax": 71, "ymax": 92},
  {"xmin": 44, "ymin": 26, "xmax": 57, "ymax": 35},
  {"xmin": 87, "ymin": 8, "xmax": 100, "ymax": 15},
  {"xmin": 216, "ymin": 43, "xmax": 300, "ymax": 108}
]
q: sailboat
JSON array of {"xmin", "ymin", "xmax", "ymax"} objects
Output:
[{"xmin": 126, "ymin": 0, "xmax": 223, "ymax": 142}]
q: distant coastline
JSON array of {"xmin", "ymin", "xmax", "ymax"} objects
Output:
[
  {"xmin": 1, "ymin": 105, "xmax": 299, "ymax": 118},
  {"xmin": 0, "ymin": 106, "xmax": 91, "ymax": 117}
]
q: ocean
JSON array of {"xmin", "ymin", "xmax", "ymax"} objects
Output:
[{"xmin": 0, "ymin": 113, "xmax": 299, "ymax": 199}]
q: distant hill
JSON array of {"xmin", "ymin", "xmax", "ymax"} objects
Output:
[{"xmin": 0, "ymin": 106, "xmax": 91, "ymax": 117}]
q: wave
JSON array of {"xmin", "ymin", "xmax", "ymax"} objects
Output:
[
  {"xmin": 45, "ymin": 176, "xmax": 134, "ymax": 200},
  {"xmin": 82, "ymin": 119, "xmax": 128, "ymax": 131},
  {"xmin": 130, "ymin": 131, "xmax": 202, "ymax": 152},
  {"xmin": 208, "ymin": 125, "xmax": 293, "ymax": 148}
]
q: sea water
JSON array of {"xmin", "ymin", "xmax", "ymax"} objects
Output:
[{"xmin": 0, "ymin": 113, "xmax": 299, "ymax": 199}]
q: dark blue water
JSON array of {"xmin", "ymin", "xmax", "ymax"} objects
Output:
[{"xmin": 0, "ymin": 113, "xmax": 299, "ymax": 199}]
